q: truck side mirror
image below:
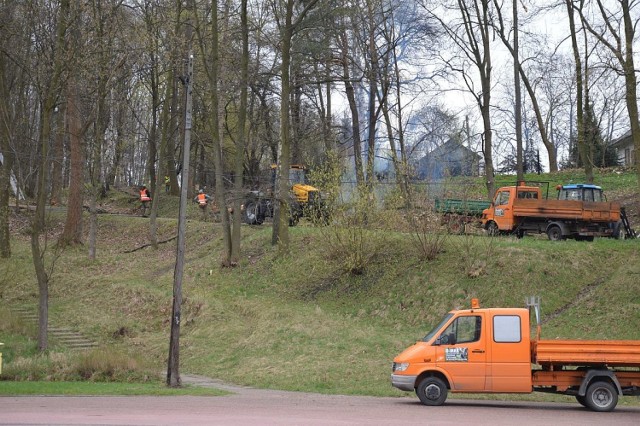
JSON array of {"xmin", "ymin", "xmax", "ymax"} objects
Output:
[{"xmin": 434, "ymin": 337, "xmax": 442, "ymax": 346}]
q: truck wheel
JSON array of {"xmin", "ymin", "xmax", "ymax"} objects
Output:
[
  {"xmin": 416, "ymin": 377, "xmax": 448, "ymax": 406},
  {"xmin": 614, "ymin": 221, "xmax": 626, "ymax": 240},
  {"xmin": 546, "ymin": 225, "xmax": 563, "ymax": 241},
  {"xmin": 244, "ymin": 201, "xmax": 263, "ymax": 225},
  {"xmin": 448, "ymin": 218, "xmax": 465, "ymax": 234},
  {"xmin": 487, "ymin": 221, "xmax": 499, "ymax": 236},
  {"xmin": 584, "ymin": 380, "xmax": 618, "ymax": 412}
]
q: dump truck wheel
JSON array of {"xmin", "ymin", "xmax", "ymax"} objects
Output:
[
  {"xmin": 416, "ymin": 377, "xmax": 448, "ymax": 406},
  {"xmin": 487, "ymin": 221, "xmax": 499, "ymax": 236},
  {"xmin": 584, "ymin": 380, "xmax": 618, "ymax": 412},
  {"xmin": 614, "ymin": 221, "xmax": 626, "ymax": 240},
  {"xmin": 546, "ymin": 225, "xmax": 563, "ymax": 241}
]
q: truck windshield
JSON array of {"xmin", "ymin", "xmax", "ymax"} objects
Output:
[{"xmin": 422, "ymin": 313, "xmax": 453, "ymax": 342}]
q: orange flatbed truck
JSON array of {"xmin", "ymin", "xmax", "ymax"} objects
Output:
[
  {"xmin": 391, "ymin": 299, "xmax": 640, "ymax": 411},
  {"xmin": 481, "ymin": 183, "xmax": 625, "ymax": 240}
]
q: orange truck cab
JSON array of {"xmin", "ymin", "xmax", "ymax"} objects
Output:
[
  {"xmin": 481, "ymin": 183, "xmax": 621, "ymax": 240},
  {"xmin": 391, "ymin": 299, "xmax": 640, "ymax": 411}
]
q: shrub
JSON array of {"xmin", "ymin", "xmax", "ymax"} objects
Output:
[{"xmin": 1, "ymin": 348, "xmax": 153, "ymax": 382}]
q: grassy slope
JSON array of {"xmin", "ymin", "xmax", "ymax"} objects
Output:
[{"xmin": 1, "ymin": 170, "xmax": 639, "ymax": 401}]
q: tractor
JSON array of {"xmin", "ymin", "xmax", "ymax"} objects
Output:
[{"xmin": 242, "ymin": 165, "xmax": 327, "ymax": 226}]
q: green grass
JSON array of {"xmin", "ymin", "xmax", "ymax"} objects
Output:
[
  {"xmin": 0, "ymin": 381, "xmax": 227, "ymax": 396},
  {"xmin": 1, "ymin": 171, "xmax": 639, "ymax": 401}
]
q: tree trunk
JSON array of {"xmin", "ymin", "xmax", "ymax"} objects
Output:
[
  {"xmin": 88, "ymin": 87, "xmax": 107, "ymax": 260},
  {"xmin": 150, "ymin": 66, "xmax": 175, "ymax": 250},
  {"xmin": 492, "ymin": 0, "xmax": 558, "ymax": 172},
  {"xmin": 477, "ymin": 1, "xmax": 495, "ymax": 198},
  {"xmin": 620, "ymin": 1, "xmax": 640, "ymax": 191},
  {"xmin": 32, "ymin": 0, "xmax": 70, "ymax": 352},
  {"xmin": 0, "ymin": 52, "xmax": 15, "ymax": 258},
  {"xmin": 50, "ymin": 101, "xmax": 65, "ymax": 206},
  {"xmin": 32, "ymin": 104, "xmax": 53, "ymax": 352},
  {"xmin": 59, "ymin": 76, "xmax": 84, "ymax": 246},
  {"xmin": 273, "ymin": 0, "xmax": 294, "ymax": 250},
  {"xmin": 340, "ymin": 29, "xmax": 364, "ymax": 186},
  {"xmin": 365, "ymin": 0, "xmax": 379, "ymax": 190},
  {"xmin": 566, "ymin": 0, "xmax": 592, "ymax": 182},
  {"xmin": 231, "ymin": 0, "xmax": 248, "ymax": 264},
  {"xmin": 512, "ymin": 0, "xmax": 523, "ymax": 180},
  {"xmin": 166, "ymin": 56, "xmax": 180, "ymax": 196},
  {"xmin": 207, "ymin": 0, "xmax": 232, "ymax": 263}
]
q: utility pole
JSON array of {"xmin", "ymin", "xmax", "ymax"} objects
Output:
[{"xmin": 167, "ymin": 51, "xmax": 193, "ymax": 388}]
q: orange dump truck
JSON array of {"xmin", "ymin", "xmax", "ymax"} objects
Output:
[
  {"xmin": 481, "ymin": 183, "xmax": 623, "ymax": 240},
  {"xmin": 391, "ymin": 299, "xmax": 640, "ymax": 411}
]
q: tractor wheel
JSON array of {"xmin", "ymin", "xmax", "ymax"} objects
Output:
[
  {"xmin": 288, "ymin": 213, "xmax": 300, "ymax": 226},
  {"xmin": 243, "ymin": 201, "xmax": 263, "ymax": 225}
]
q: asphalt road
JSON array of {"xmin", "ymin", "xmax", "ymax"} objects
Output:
[{"xmin": 1, "ymin": 377, "xmax": 639, "ymax": 426}]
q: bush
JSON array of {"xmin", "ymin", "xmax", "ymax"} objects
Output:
[
  {"xmin": 75, "ymin": 349, "xmax": 148, "ymax": 381},
  {"xmin": 319, "ymin": 185, "xmax": 390, "ymax": 275},
  {"xmin": 1, "ymin": 348, "xmax": 153, "ymax": 382}
]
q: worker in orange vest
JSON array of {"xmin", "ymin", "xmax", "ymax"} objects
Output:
[
  {"xmin": 139, "ymin": 185, "xmax": 152, "ymax": 217},
  {"xmin": 193, "ymin": 189, "xmax": 212, "ymax": 220}
]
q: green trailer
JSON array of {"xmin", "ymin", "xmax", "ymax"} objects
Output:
[{"xmin": 434, "ymin": 198, "xmax": 491, "ymax": 233}]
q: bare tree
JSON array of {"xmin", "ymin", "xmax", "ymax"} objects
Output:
[
  {"xmin": 30, "ymin": 0, "xmax": 71, "ymax": 351},
  {"xmin": 338, "ymin": 23, "xmax": 366, "ymax": 186},
  {"xmin": 272, "ymin": 0, "xmax": 321, "ymax": 252},
  {"xmin": 230, "ymin": 0, "xmax": 249, "ymax": 264},
  {"xmin": 0, "ymin": 21, "xmax": 16, "ymax": 258},
  {"xmin": 59, "ymin": 1, "xmax": 84, "ymax": 247},
  {"xmin": 565, "ymin": 0, "xmax": 593, "ymax": 181},
  {"xmin": 194, "ymin": 0, "xmax": 233, "ymax": 264},
  {"xmin": 86, "ymin": 0, "xmax": 128, "ymax": 259},
  {"xmin": 378, "ymin": 1, "xmax": 437, "ymax": 200},
  {"xmin": 578, "ymin": 0, "xmax": 640, "ymax": 188},
  {"xmin": 492, "ymin": 1, "xmax": 559, "ymax": 172},
  {"xmin": 426, "ymin": 0, "xmax": 496, "ymax": 197}
]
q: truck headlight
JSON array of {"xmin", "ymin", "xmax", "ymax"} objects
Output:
[{"xmin": 392, "ymin": 362, "xmax": 409, "ymax": 372}]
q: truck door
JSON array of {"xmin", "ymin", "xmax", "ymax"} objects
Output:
[
  {"xmin": 435, "ymin": 314, "xmax": 486, "ymax": 391},
  {"xmin": 488, "ymin": 313, "xmax": 532, "ymax": 392},
  {"xmin": 492, "ymin": 190, "xmax": 514, "ymax": 231}
]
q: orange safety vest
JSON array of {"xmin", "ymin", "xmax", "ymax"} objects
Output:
[
  {"xmin": 140, "ymin": 189, "xmax": 151, "ymax": 201},
  {"xmin": 197, "ymin": 193, "xmax": 207, "ymax": 205}
]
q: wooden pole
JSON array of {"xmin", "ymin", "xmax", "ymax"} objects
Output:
[{"xmin": 167, "ymin": 51, "xmax": 193, "ymax": 388}]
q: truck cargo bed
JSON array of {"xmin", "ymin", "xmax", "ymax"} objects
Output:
[
  {"xmin": 513, "ymin": 199, "xmax": 620, "ymax": 223},
  {"xmin": 435, "ymin": 198, "xmax": 490, "ymax": 216},
  {"xmin": 533, "ymin": 339, "xmax": 640, "ymax": 367}
]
